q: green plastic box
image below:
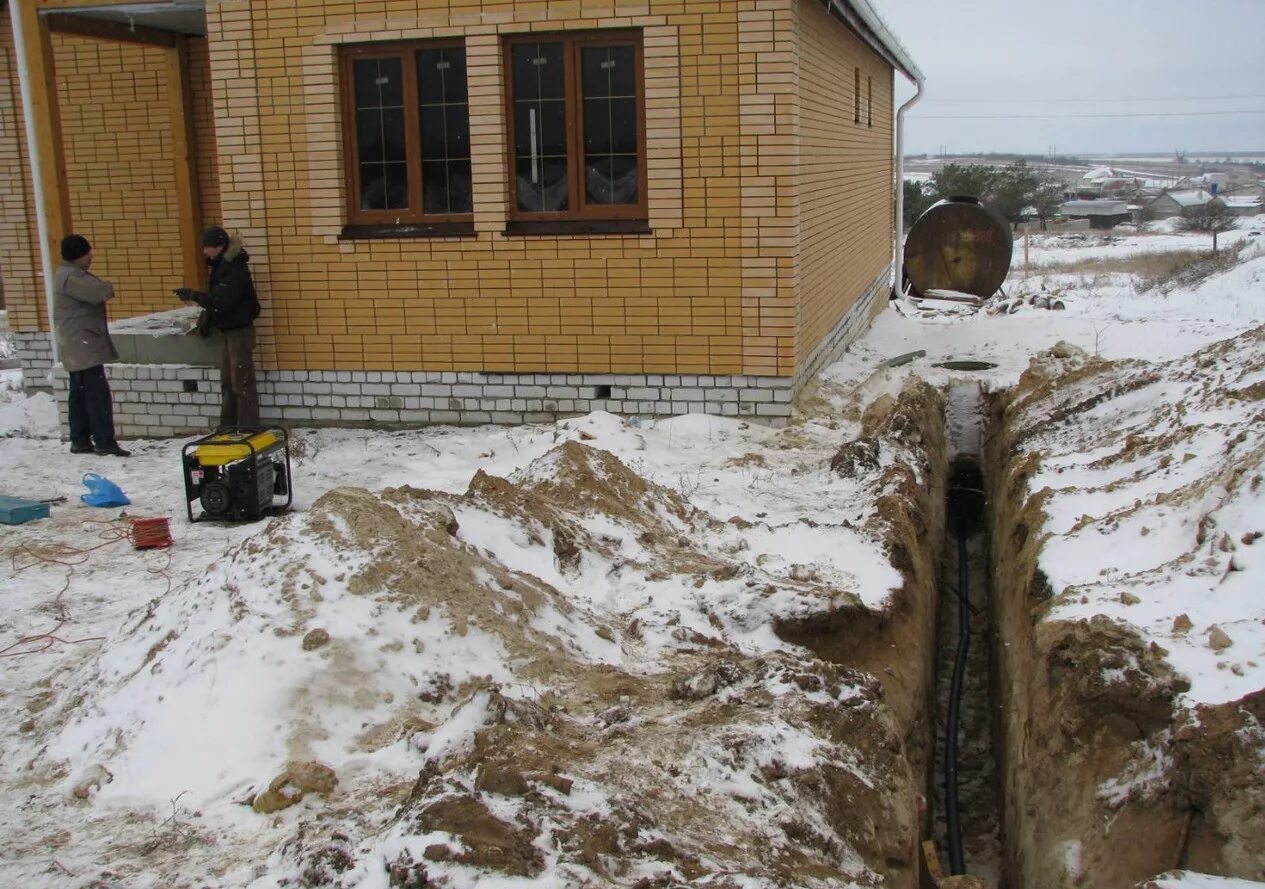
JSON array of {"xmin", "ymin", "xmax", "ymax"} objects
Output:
[{"xmin": 0, "ymin": 496, "xmax": 50, "ymax": 525}]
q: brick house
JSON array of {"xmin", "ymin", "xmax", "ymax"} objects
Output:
[{"xmin": 1, "ymin": 0, "xmax": 920, "ymax": 435}]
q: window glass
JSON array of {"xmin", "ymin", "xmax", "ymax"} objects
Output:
[
  {"xmin": 343, "ymin": 45, "xmax": 473, "ymax": 222},
  {"xmin": 512, "ymin": 42, "xmax": 569, "ymax": 212},
  {"xmin": 581, "ymin": 45, "xmax": 638, "ymax": 206},
  {"xmin": 353, "ymin": 57, "xmax": 408, "ymax": 210},
  {"xmin": 417, "ymin": 47, "xmax": 472, "ymax": 214},
  {"xmin": 504, "ymin": 33, "xmax": 646, "ymax": 220}
]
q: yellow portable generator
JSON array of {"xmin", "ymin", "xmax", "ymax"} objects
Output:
[{"xmin": 182, "ymin": 426, "xmax": 292, "ymax": 522}]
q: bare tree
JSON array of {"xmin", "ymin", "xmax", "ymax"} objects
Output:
[{"xmin": 1178, "ymin": 199, "xmax": 1237, "ymax": 252}]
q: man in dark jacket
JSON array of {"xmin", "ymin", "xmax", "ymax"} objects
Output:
[
  {"xmin": 54, "ymin": 234, "xmax": 129, "ymax": 457},
  {"xmin": 175, "ymin": 226, "xmax": 261, "ymax": 427}
]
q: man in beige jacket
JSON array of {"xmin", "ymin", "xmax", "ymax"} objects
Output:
[{"xmin": 54, "ymin": 234, "xmax": 129, "ymax": 457}]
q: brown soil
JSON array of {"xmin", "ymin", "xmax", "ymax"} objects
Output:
[
  {"xmin": 784, "ymin": 377, "xmax": 949, "ymax": 870},
  {"xmin": 986, "ymin": 332, "xmax": 1265, "ymax": 888},
  {"xmin": 258, "ymin": 421, "xmax": 954, "ymax": 887}
]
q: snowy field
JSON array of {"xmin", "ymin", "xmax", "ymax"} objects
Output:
[{"xmin": 1, "ymin": 215, "xmax": 1263, "ymax": 888}]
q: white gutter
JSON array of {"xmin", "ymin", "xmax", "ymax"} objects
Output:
[{"xmin": 8, "ymin": 0, "xmax": 61, "ymax": 366}]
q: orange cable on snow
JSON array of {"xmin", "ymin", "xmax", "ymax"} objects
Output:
[
  {"xmin": 2, "ymin": 515, "xmax": 176, "ymax": 658},
  {"xmin": 129, "ymin": 517, "xmax": 173, "ymax": 549}
]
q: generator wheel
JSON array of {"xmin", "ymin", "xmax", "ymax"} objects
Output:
[{"xmin": 201, "ymin": 481, "xmax": 232, "ymax": 516}]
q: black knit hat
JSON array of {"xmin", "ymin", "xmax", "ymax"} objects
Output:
[
  {"xmin": 201, "ymin": 226, "xmax": 230, "ymax": 248},
  {"xmin": 61, "ymin": 234, "xmax": 92, "ymax": 262}
]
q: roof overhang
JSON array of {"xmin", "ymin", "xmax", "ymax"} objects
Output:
[
  {"xmin": 37, "ymin": 1, "xmax": 206, "ymax": 37},
  {"xmin": 826, "ymin": 0, "xmax": 923, "ymax": 83}
]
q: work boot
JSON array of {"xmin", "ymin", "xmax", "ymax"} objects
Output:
[
  {"xmin": 70, "ymin": 442, "xmax": 94, "ymax": 454},
  {"xmin": 94, "ymin": 444, "xmax": 132, "ymax": 458}
]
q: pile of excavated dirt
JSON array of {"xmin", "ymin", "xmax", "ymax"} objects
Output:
[
  {"xmin": 14, "ymin": 391, "xmax": 949, "ymax": 888},
  {"xmin": 988, "ymin": 329, "xmax": 1265, "ymax": 888}
]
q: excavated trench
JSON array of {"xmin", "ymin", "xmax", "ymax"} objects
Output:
[{"xmin": 806, "ymin": 374, "xmax": 1263, "ymax": 889}]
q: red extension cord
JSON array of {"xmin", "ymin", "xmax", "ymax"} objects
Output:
[{"xmin": 129, "ymin": 517, "xmax": 173, "ymax": 549}]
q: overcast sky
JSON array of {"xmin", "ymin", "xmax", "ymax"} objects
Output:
[{"xmin": 875, "ymin": 0, "xmax": 1265, "ymax": 157}]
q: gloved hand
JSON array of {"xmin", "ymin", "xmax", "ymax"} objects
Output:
[{"xmin": 173, "ymin": 287, "xmax": 194, "ymax": 302}]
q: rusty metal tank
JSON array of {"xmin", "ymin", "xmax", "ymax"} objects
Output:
[{"xmin": 903, "ymin": 196, "xmax": 1013, "ymax": 298}]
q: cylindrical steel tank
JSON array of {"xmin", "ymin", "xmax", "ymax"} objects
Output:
[{"xmin": 902, "ymin": 196, "xmax": 1013, "ymax": 298}]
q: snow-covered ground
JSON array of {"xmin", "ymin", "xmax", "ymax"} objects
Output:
[
  {"xmin": 1, "ymin": 216, "xmax": 1263, "ymax": 888},
  {"xmin": 1019, "ymin": 223, "xmax": 1263, "ymax": 270}
]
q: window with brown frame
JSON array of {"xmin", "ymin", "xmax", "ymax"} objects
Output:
[
  {"xmin": 504, "ymin": 31, "xmax": 647, "ymax": 225},
  {"xmin": 868, "ymin": 75, "xmax": 873, "ymax": 127},
  {"xmin": 339, "ymin": 41, "xmax": 472, "ymax": 229}
]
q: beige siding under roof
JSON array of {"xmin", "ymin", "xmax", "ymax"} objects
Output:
[{"xmin": 795, "ymin": 0, "xmax": 894, "ymax": 368}]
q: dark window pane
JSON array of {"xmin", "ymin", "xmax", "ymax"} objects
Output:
[
  {"xmin": 585, "ymin": 154, "xmax": 638, "ymax": 205},
  {"xmin": 415, "ymin": 45, "xmax": 470, "ymax": 217},
  {"xmin": 608, "ymin": 98, "xmax": 638, "ymax": 155},
  {"xmin": 354, "ymin": 60, "xmax": 379, "ymax": 107},
  {"xmin": 423, "ymin": 160, "xmax": 472, "ymax": 215},
  {"xmin": 422, "ymin": 161, "xmax": 444, "ymax": 210},
  {"xmin": 420, "ymin": 105, "xmax": 446, "ymax": 159},
  {"xmin": 535, "ymin": 42, "xmax": 565, "ymax": 98},
  {"xmin": 354, "ymin": 47, "xmax": 406, "ymax": 166},
  {"xmin": 513, "ymin": 103, "xmax": 535, "ymax": 157},
  {"xmin": 385, "ymin": 162, "xmax": 410, "ymax": 209},
  {"xmin": 360, "ymin": 162, "xmax": 409, "ymax": 210},
  {"xmin": 516, "ymin": 157, "xmax": 569, "ymax": 212},
  {"xmin": 512, "ymin": 42, "xmax": 564, "ymax": 103},
  {"xmin": 420, "ymin": 104, "xmax": 470, "ymax": 164},
  {"xmin": 443, "ymin": 48, "xmax": 468, "ymax": 103},
  {"xmin": 514, "ymin": 100, "xmax": 567, "ymax": 159},
  {"xmin": 511, "ymin": 45, "xmax": 539, "ymax": 102},
  {"xmin": 446, "ymin": 105, "xmax": 470, "ymax": 158},
  {"xmin": 353, "ymin": 57, "xmax": 403, "ymax": 108},
  {"xmin": 447, "ymin": 160, "xmax": 473, "ymax": 214},
  {"xmin": 417, "ymin": 47, "xmax": 469, "ymax": 107},
  {"xmin": 581, "ymin": 45, "xmax": 635, "ymax": 99},
  {"xmin": 583, "ymin": 98, "xmax": 611, "ymax": 155},
  {"xmin": 357, "ymin": 109, "xmax": 383, "ymax": 161},
  {"xmin": 357, "ymin": 108, "xmax": 406, "ymax": 163},
  {"xmin": 538, "ymin": 99, "xmax": 568, "ymax": 157},
  {"xmin": 581, "ymin": 47, "xmax": 609, "ymax": 99},
  {"xmin": 416, "ymin": 48, "xmax": 445, "ymax": 105},
  {"xmin": 381, "ymin": 108, "xmax": 406, "ymax": 161},
  {"xmin": 361, "ymin": 165, "xmax": 386, "ymax": 210}
]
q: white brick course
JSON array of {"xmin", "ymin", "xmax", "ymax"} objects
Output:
[{"xmin": 31, "ymin": 275, "xmax": 902, "ymax": 439}]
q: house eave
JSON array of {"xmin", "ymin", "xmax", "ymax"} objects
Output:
[{"xmin": 825, "ymin": 0, "xmax": 923, "ymax": 83}]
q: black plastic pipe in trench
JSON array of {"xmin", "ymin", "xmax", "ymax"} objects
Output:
[
  {"xmin": 944, "ymin": 530, "xmax": 971, "ymax": 876},
  {"xmin": 944, "ymin": 464, "xmax": 986, "ymax": 877}
]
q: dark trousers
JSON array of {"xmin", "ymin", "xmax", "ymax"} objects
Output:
[
  {"xmin": 67, "ymin": 365, "xmax": 119, "ymax": 449},
  {"xmin": 220, "ymin": 326, "xmax": 259, "ymax": 428}
]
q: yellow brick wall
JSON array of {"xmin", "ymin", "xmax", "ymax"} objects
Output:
[
  {"xmin": 208, "ymin": 0, "xmax": 823, "ymax": 376},
  {"xmin": 187, "ymin": 37, "xmax": 222, "ymax": 235},
  {"xmin": 4, "ymin": 1, "xmax": 898, "ymax": 379},
  {"xmin": 794, "ymin": 0, "xmax": 894, "ymax": 367},
  {"xmin": 52, "ymin": 35, "xmax": 184, "ymax": 319},
  {"xmin": 0, "ymin": 18, "xmax": 41, "ymax": 329},
  {"xmin": 0, "ymin": 29, "xmax": 220, "ymax": 332}
]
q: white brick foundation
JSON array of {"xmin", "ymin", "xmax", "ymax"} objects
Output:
[
  {"xmin": 43, "ymin": 266, "xmax": 889, "ymax": 440},
  {"xmin": 14, "ymin": 332, "xmax": 55, "ymax": 391}
]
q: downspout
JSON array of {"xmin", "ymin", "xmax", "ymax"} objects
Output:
[
  {"xmin": 8, "ymin": 0, "xmax": 60, "ymax": 366},
  {"xmin": 893, "ymin": 75, "xmax": 924, "ymax": 297}
]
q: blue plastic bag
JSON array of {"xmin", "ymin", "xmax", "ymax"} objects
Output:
[{"xmin": 81, "ymin": 472, "xmax": 131, "ymax": 508}]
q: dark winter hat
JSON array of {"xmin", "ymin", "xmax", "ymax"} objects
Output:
[
  {"xmin": 200, "ymin": 226, "xmax": 230, "ymax": 249},
  {"xmin": 61, "ymin": 234, "xmax": 92, "ymax": 262}
]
